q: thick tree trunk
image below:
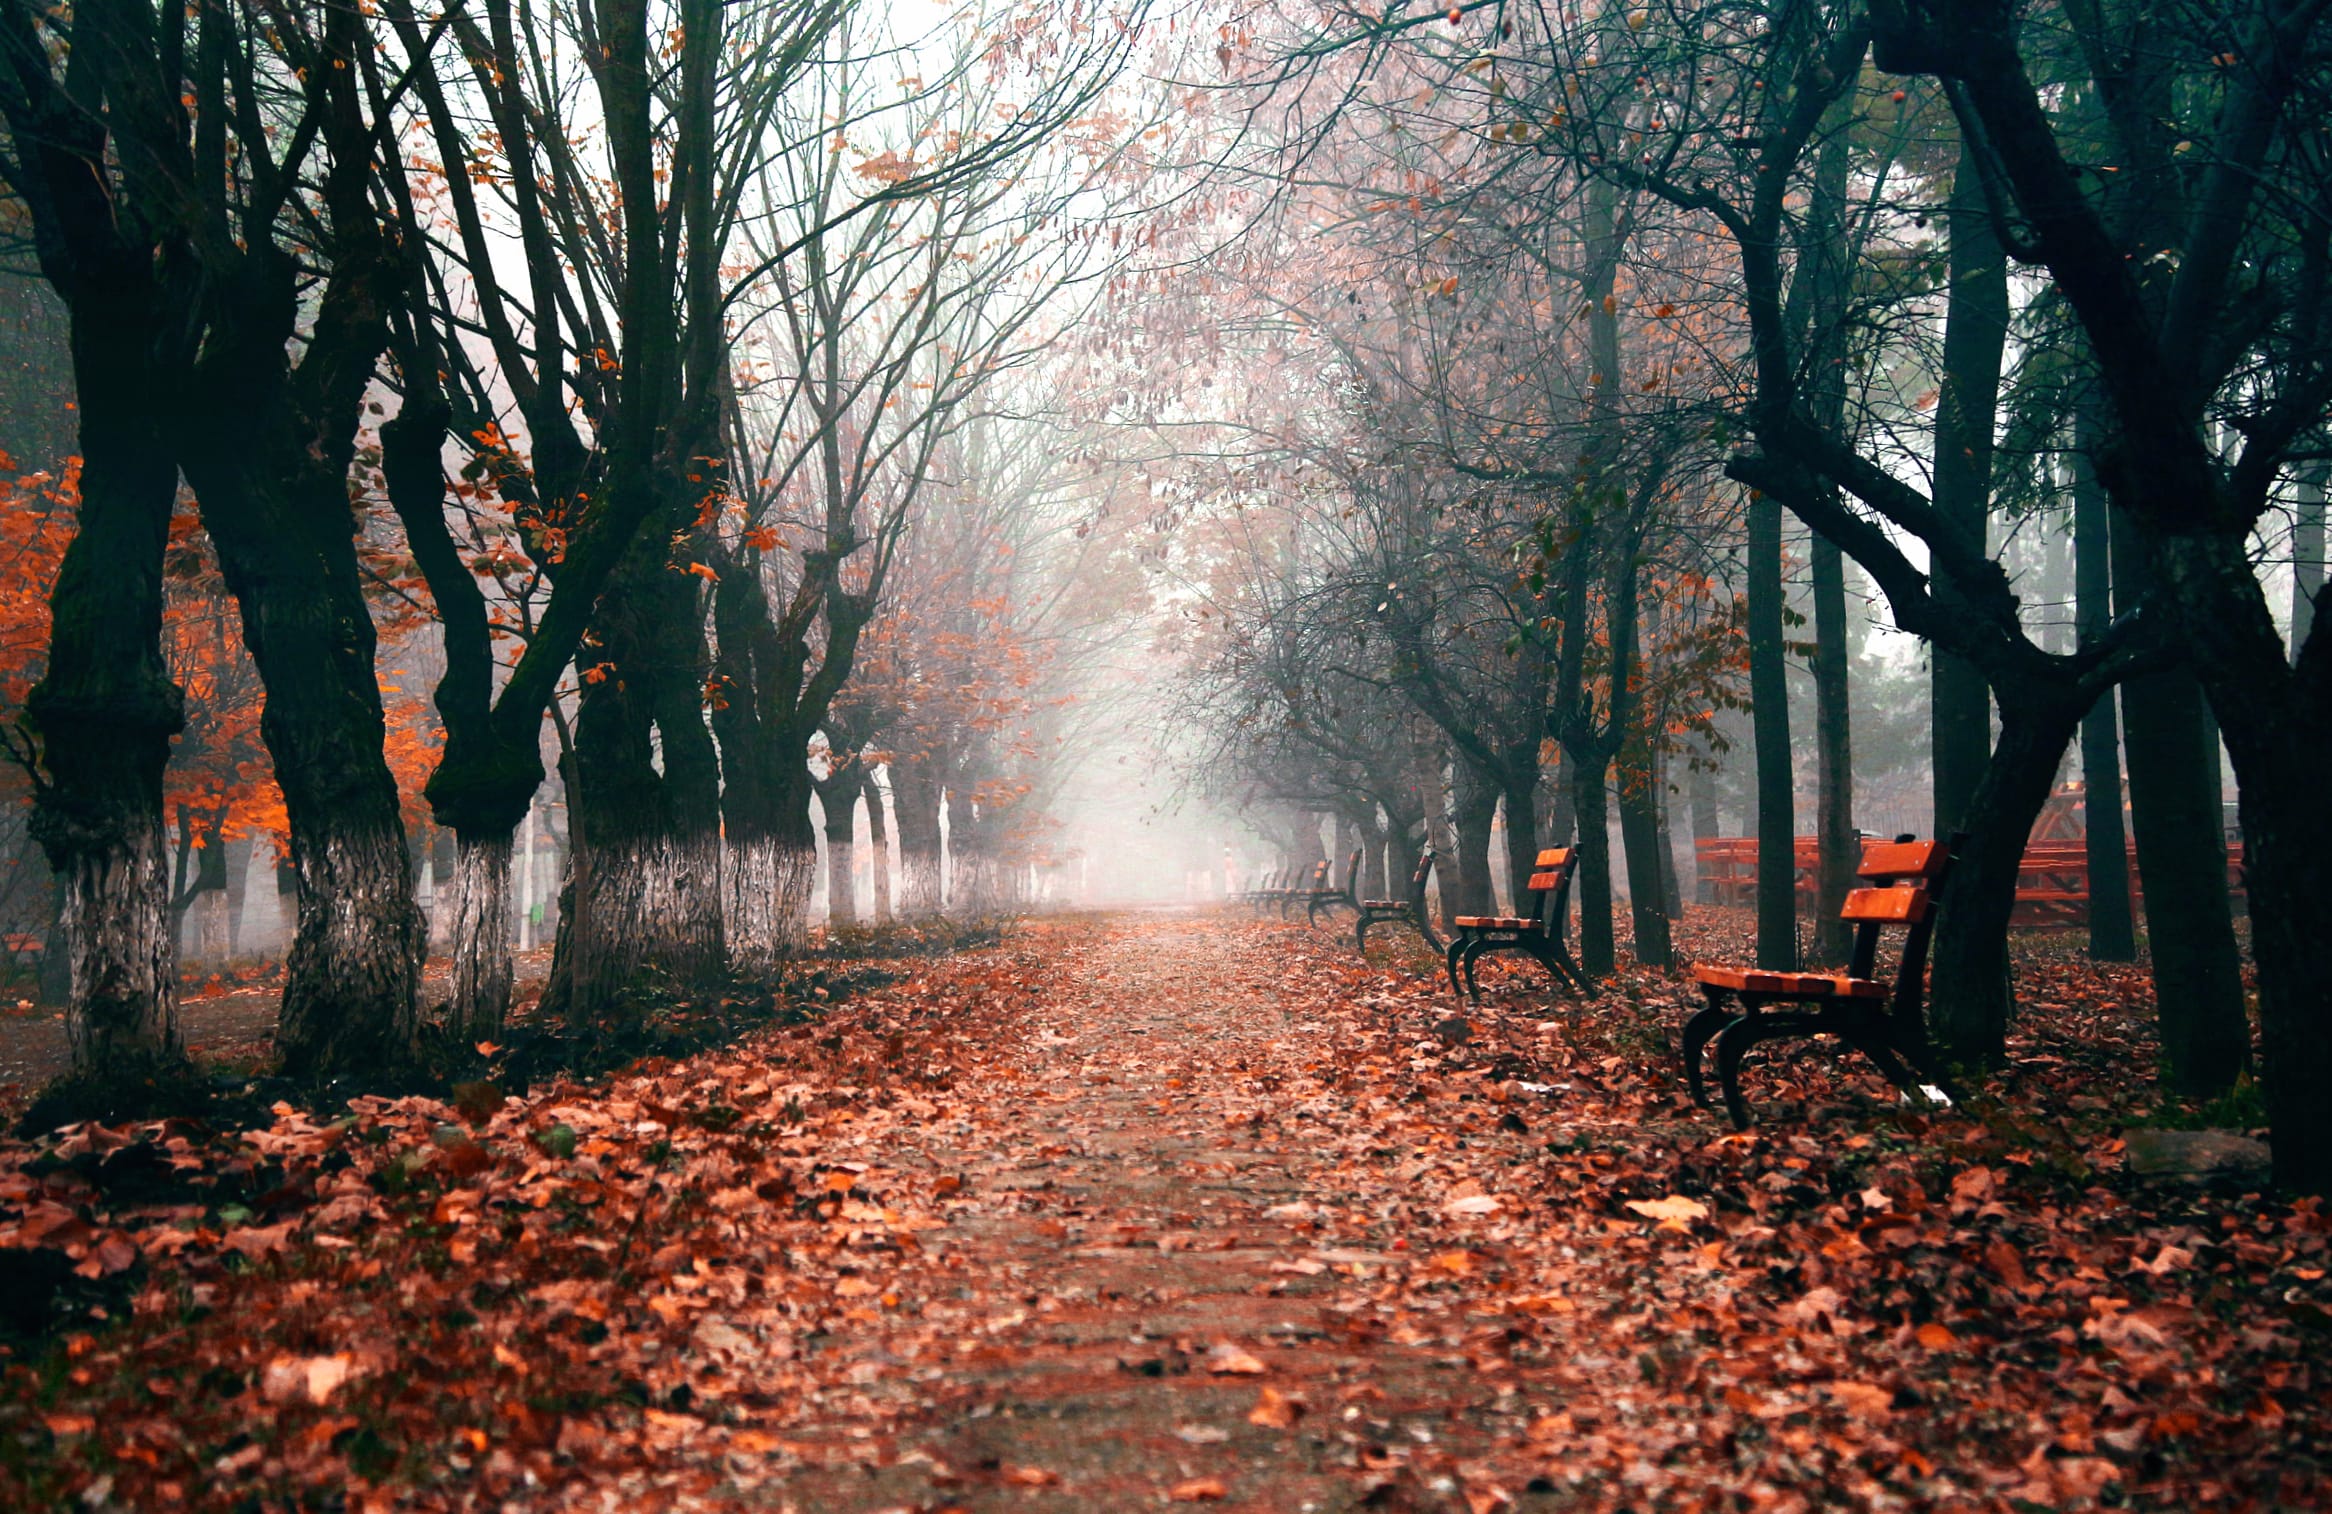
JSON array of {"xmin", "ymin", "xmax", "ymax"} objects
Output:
[
  {"xmin": 276, "ymin": 819, "xmax": 424, "ymax": 1074},
  {"xmin": 892, "ymin": 757, "xmax": 944, "ymax": 917},
  {"xmin": 2114, "ymin": 513, "xmax": 2249, "ymax": 1095},
  {"xmin": 2072, "ymin": 430, "xmax": 2137, "ymax": 960},
  {"xmin": 1571, "ymin": 759, "xmax": 1615, "ymax": 978},
  {"xmin": 1747, "ymin": 493, "xmax": 1798, "ymax": 971},
  {"xmin": 728, "ymin": 831, "xmax": 818, "ymax": 978},
  {"xmin": 1931, "ymin": 142, "xmax": 2008, "ymax": 836},
  {"xmin": 549, "ymin": 553, "xmax": 724, "ymax": 1025},
  {"xmin": 1449, "ymin": 766, "xmax": 1498, "ymax": 919},
  {"xmin": 445, "ymin": 831, "xmax": 513, "ymax": 1038},
  {"xmin": 561, "ymin": 826, "xmax": 728, "ymax": 1023},
  {"xmin": 1810, "ymin": 536, "xmax": 1858, "ymax": 963},
  {"xmin": 28, "ymin": 323, "xmax": 187, "ymax": 1075},
  {"xmin": 1929, "ymin": 708, "xmax": 2079, "ymax": 1061},
  {"xmin": 1616, "ymin": 757, "xmax": 1673, "ymax": 968}
]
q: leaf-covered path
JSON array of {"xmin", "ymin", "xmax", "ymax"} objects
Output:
[
  {"xmin": 748, "ymin": 911, "xmax": 1577, "ymax": 1512},
  {"xmin": 4, "ymin": 910, "xmax": 2327, "ymax": 1511}
]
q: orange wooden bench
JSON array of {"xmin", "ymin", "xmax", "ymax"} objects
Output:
[
  {"xmin": 1444, "ymin": 847, "xmax": 1586, "ymax": 1000},
  {"xmin": 1276, "ymin": 859, "xmax": 1332, "ymax": 920},
  {"xmin": 1682, "ymin": 834, "xmax": 1960, "ymax": 1128},
  {"xmin": 1302, "ymin": 849, "xmax": 1363, "ymax": 926},
  {"xmin": 1355, "ymin": 847, "xmax": 1440, "ymax": 956}
]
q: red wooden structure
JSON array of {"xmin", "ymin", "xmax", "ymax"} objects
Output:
[{"xmin": 1693, "ymin": 789, "xmax": 2243, "ymax": 928}]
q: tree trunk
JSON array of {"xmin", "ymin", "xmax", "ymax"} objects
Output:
[
  {"xmin": 1810, "ymin": 536, "xmax": 1857, "ymax": 963},
  {"xmin": 445, "ymin": 831, "xmax": 513, "ymax": 1038},
  {"xmin": 823, "ymin": 784, "xmax": 858, "ymax": 928},
  {"xmin": 1688, "ymin": 731, "xmax": 1720, "ymax": 903},
  {"xmin": 2295, "ymin": 468, "xmax": 2324, "ymax": 659},
  {"xmin": 1654, "ymin": 741, "xmax": 1685, "ymax": 920},
  {"xmin": 28, "ymin": 321, "xmax": 188, "ymax": 1075},
  {"xmin": 892, "ymin": 756, "xmax": 945, "ymax": 917},
  {"xmin": 1747, "ymin": 492, "xmax": 1799, "ymax": 971},
  {"xmin": 1928, "ymin": 707, "xmax": 2080, "ymax": 1060},
  {"xmin": 1449, "ymin": 765, "xmax": 1498, "ymax": 919},
  {"xmin": 1931, "ymin": 140, "xmax": 2008, "ymax": 836},
  {"xmin": 2072, "ymin": 428, "xmax": 2137, "ymax": 960},
  {"xmin": 865, "ymin": 768, "xmax": 893, "ymax": 923},
  {"xmin": 548, "ymin": 555, "xmax": 725, "ymax": 1025},
  {"xmin": 2113, "ymin": 512, "xmax": 2249, "ymax": 1095},
  {"xmin": 1571, "ymin": 759, "xmax": 1615, "ymax": 978},
  {"xmin": 1616, "ymin": 756, "xmax": 1673, "ymax": 968},
  {"xmin": 728, "ymin": 829, "xmax": 818, "ymax": 978},
  {"xmin": 1499, "ymin": 768, "xmax": 1541, "ymax": 916}
]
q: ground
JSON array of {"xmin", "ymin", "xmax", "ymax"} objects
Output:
[{"xmin": 1, "ymin": 909, "xmax": 2324, "ymax": 1511}]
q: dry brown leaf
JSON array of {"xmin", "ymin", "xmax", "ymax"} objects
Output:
[{"xmin": 1249, "ymin": 1385, "xmax": 1305, "ymax": 1429}]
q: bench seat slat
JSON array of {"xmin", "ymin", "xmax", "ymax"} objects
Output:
[
  {"xmin": 1691, "ymin": 965, "xmax": 1887, "ymax": 1000},
  {"xmin": 1840, "ymin": 884, "xmax": 1931, "ymax": 922},
  {"xmin": 1857, "ymin": 839, "xmax": 1946, "ymax": 881},
  {"xmin": 1452, "ymin": 915, "xmax": 1534, "ymax": 929}
]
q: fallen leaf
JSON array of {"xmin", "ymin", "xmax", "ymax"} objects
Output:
[
  {"xmin": 260, "ymin": 1353, "xmax": 355, "ymax": 1406},
  {"xmin": 1249, "ymin": 1385, "xmax": 1305, "ymax": 1428},
  {"xmin": 1002, "ymin": 1464, "xmax": 1061, "ymax": 1486},
  {"xmin": 1205, "ymin": 1342, "xmax": 1268, "ymax": 1375},
  {"xmin": 1625, "ymin": 1195, "xmax": 1709, "ymax": 1230},
  {"xmin": 1170, "ymin": 1476, "xmax": 1228, "ymax": 1501}
]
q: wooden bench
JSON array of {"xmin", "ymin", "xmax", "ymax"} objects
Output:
[
  {"xmin": 1682, "ymin": 834, "xmax": 1959, "ymax": 1128},
  {"xmin": 1248, "ymin": 866, "xmax": 1300, "ymax": 913},
  {"xmin": 1354, "ymin": 847, "xmax": 1440, "ymax": 956},
  {"xmin": 1303, "ymin": 849, "xmax": 1363, "ymax": 926},
  {"xmin": 1444, "ymin": 847, "xmax": 1586, "ymax": 1000},
  {"xmin": 1276, "ymin": 859, "xmax": 1331, "ymax": 919}
]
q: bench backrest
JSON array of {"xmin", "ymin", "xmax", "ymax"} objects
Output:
[
  {"xmin": 1841, "ymin": 834, "xmax": 1954, "ymax": 988},
  {"xmin": 1527, "ymin": 847, "xmax": 1577, "ymax": 933},
  {"xmin": 1339, "ymin": 848, "xmax": 1362, "ymax": 896},
  {"xmin": 1409, "ymin": 846, "xmax": 1436, "ymax": 890},
  {"xmin": 1303, "ymin": 859, "xmax": 1330, "ymax": 892}
]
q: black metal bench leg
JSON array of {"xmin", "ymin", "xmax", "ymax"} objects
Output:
[
  {"xmin": 1460, "ymin": 939, "xmax": 1488, "ymax": 1001},
  {"xmin": 1714, "ymin": 1016, "xmax": 1763, "ymax": 1130},
  {"xmin": 1681, "ymin": 996, "xmax": 1735, "ymax": 1109},
  {"xmin": 1444, "ymin": 934, "xmax": 1469, "ymax": 998},
  {"xmin": 1354, "ymin": 914, "xmax": 1372, "ymax": 956}
]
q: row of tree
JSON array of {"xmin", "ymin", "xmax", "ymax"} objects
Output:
[
  {"xmin": 0, "ymin": 0, "xmax": 1148, "ymax": 1085},
  {"xmin": 1147, "ymin": 0, "xmax": 2332, "ymax": 1189}
]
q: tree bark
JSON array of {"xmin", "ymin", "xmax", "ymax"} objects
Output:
[
  {"xmin": 1570, "ymin": 759, "xmax": 1615, "ymax": 976},
  {"xmin": 1747, "ymin": 492, "xmax": 1798, "ymax": 970},
  {"xmin": 548, "ymin": 548, "xmax": 725, "ymax": 1026},
  {"xmin": 865, "ymin": 767, "xmax": 892, "ymax": 923},
  {"xmin": 1616, "ymin": 755, "xmax": 1673, "ymax": 968},
  {"xmin": 1927, "ymin": 707, "xmax": 2080, "ymax": 1059},
  {"xmin": 1930, "ymin": 141, "xmax": 2007, "ymax": 837},
  {"xmin": 2113, "ymin": 511, "xmax": 2250, "ymax": 1096},
  {"xmin": 892, "ymin": 754, "xmax": 946, "ymax": 917},
  {"xmin": 1449, "ymin": 765, "xmax": 1498, "ymax": 919},
  {"xmin": 2072, "ymin": 426, "xmax": 2137, "ymax": 960},
  {"xmin": 444, "ymin": 832, "xmax": 513, "ymax": 1038},
  {"xmin": 2296, "ymin": 468, "xmax": 2324, "ymax": 659},
  {"xmin": 1810, "ymin": 536, "xmax": 1857, "ymax": 963},
  {"xmin": 822, "ymin": 783, "xmax": 859, "ymax": 928}
]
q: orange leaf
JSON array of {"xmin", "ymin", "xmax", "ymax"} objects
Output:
[
  {"xmin": 1170, "ymin": 1477, "xmax": 1228, "ymax": 1502},
  {"xmin": 1248, "ymin": 1386, "xmax": 1304, "ymax": 1429}
]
